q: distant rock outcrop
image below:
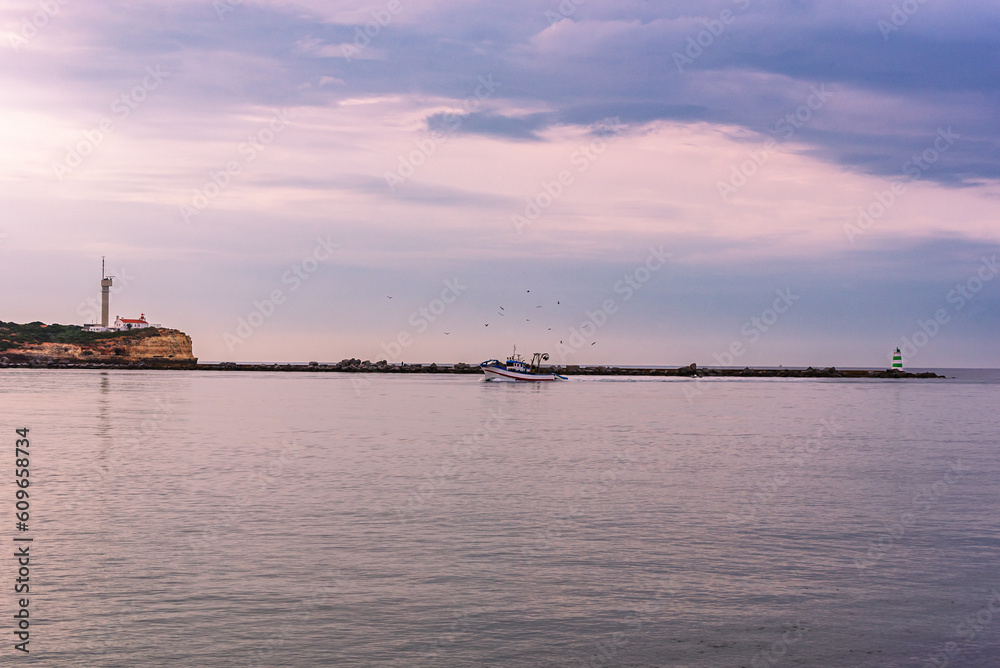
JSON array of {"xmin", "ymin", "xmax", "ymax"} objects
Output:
[{"xmin": 0, "ymin": 323, "xmax": 196, "ymax": 368}]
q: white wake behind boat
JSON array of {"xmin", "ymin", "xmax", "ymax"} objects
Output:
[{"xmin": 480, "ymin": 347, "xmax": 567, "ymax": 382}]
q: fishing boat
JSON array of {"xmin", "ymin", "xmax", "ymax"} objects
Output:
[{"xmin": 480, "ymin": 347, "xmax": 567, "ymax": 382}]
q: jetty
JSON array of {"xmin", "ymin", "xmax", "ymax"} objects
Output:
[{"xmin": 172, "ymin": 360, "xmax": 938, "ymax": 378}]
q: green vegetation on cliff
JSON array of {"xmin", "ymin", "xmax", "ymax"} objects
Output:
[{"xmin": 0, "ymin": 321, "xmax": 162, "ymax": 352}]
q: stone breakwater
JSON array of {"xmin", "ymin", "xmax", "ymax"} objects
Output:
[
  {"xmin": 191, "ymin": 360, "xmax": 940, "ymax": 378},
  {"xmin": 0, "ymin": 354, "xmax": 941, "ymax": 378}
]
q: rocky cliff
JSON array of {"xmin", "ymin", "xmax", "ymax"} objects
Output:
[{"xmin": 0, "ymin": 326, "xmax": 196, "ymax": 368}]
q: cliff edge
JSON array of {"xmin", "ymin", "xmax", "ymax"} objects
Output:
[{"xmin": 0, "ymin": 322, "xmax": 196, "ymax": 368}]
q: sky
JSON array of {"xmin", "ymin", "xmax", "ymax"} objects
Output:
[{"xmin": 1, "ymin": 0, "xmax": 998, "ymax": 367}]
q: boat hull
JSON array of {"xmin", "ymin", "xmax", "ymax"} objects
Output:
[{"xmin": 482, "ymin": 366, "xmax": 559, "ymax": 382}]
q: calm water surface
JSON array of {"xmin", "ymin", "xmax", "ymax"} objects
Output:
[{"xmin": 1, "ymin": 369, "xmax": 998, "ymax": 667}]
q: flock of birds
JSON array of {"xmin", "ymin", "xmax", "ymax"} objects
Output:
[{"xmin": 386, "ymin": 290, "xmax": 596, "ymax": 345}]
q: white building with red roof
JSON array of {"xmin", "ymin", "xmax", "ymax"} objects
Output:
[{"xmin": 112, "ymin": 313, "xmax": 161, "ymax": 331}]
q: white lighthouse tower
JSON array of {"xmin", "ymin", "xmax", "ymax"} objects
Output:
[
  {"xmin": 100, "ymin": 257, "xmax": 114, "ymax": 328},
  {"xmin": 82, "ymin": 258, "xmax": 115, "ymax": 332},
  {"xmin": 891, "ymin": 347, "xmax": 903, "ymax": 370}
]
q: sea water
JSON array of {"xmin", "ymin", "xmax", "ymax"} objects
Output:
[{"xmin": 1, "ymin": 369, "xmax": 998, "ymax": 667}]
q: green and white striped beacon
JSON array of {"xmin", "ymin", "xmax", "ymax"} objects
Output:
[{"xmin": 892, "ymin": 347, "xmax": 903, "ymax": 370}]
